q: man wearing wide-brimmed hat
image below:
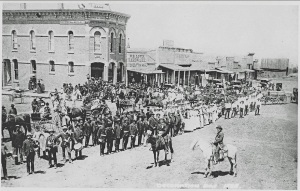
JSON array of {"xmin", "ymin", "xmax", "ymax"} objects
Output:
[
  {"xmin": 213, "ymin": 125, "xmax": 224, "ymax": 164},
  {"xmin": 23, "ymin": 132, "xmax": 37, "ymax": 175},
  {"xmin": 12, "ymin": 125, "xmax": 24, "ymax": 165},
  {"xmin": 46, "ymin": 128, "xmax": 58, "ymax": 168},
  {"xmin": 56, "ymin": 126, "xmax": 72, "ymax": 163}
]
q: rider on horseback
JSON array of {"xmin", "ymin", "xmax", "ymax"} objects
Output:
[
  {"xmin": 157, "ymin": 118, "xmax": 170, "ymax": 154},
  {"xmin": 213, "ymin": 125, "xmax": 224, "ymax": 164}
]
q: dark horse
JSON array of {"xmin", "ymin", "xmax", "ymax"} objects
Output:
[
  {"xmin": 66, "ymin": 106, "xmax": 87, "ymax": 124},
  {"xmin": 147, "ymin": 134, "xmax": 174, "ymax": 167},
  {"xmin": 4, "ymin": 114, "xmax": 31, "ymax": 139}
]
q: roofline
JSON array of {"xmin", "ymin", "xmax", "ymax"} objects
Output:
[{"xmin": 3, "ymin": 9, "xmax": 131, "ymax": 19}]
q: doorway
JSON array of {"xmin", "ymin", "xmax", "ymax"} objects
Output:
[
  {"xmin": 3, "ymin": 59, "xmax": 12, "ymax": 86},
  {"xmin": 91, "ymin": 62, "xmax": 104, "ymax": 80}
]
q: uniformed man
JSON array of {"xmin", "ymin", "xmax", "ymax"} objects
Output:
[
  {"xmin": 142, "ymin": 117, "xmax": 150, "ymax": 146},
  {"xmin": 105, "ymin": 113, "xmax": 114, "ymax": 154},
  {"xmin": 23, "ymin": 132, "xmax": 37, "ymax": 175},
  {"xmin": 114, "ymin": 112, "xmax": 122, "ymax": 152},
  {"xmin": 129, "ymin": 120, "xmax": 138, "ymax": 149},
  {"xmin": 46, "ymin": 129, "xmax": 58, "ymax": 168},
  {"xmin": 83, "ymin": 117, "xmax": 92, "ymax": 147},
  {"xmin": 137, "ymin": 116, "xmax": 144, "ymax": 146},
  {"xmin": 175, "ymin": 110, "xmax": 182, "ymax": 136},
  {"xmin": 12, "ymin": 125, "xmax": 25, "ymax": 165},
  {"xmin": 73, "ymin": 122, "xmax": 84, "ymax": 159},
  {"xmin": 157, "ymin": 118, "xmax": 173, "ymax": 155},
  {"xmin": 122, "ymin": 117, "xmax": 130, "ymax": 150},
  {"xmin": 97, "ymin": 122, "xmax": 106, "ymax": 156},
  {"xmin": 213, "ymin": 125, "xmax": 224, "ymax": 164},
  {"xmin": 148, "ymin": 111, "xmax": 158, "ymax": 136},
  {"xmin": 55, "ymin": 126, "xmax": 72, "ymax": 163},
  {"xmin": 9, "ymin": 104, "xmax": 17, "ymax": 115}
]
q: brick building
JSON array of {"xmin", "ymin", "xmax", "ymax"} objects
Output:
[{"xmin": 2, "ymin": 3, "xmax": 130, "ymax": 90}]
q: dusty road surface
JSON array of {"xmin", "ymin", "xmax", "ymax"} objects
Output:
[{"xmin": 1, "ymin": 95, "xmax": 297, "ymax": 189}]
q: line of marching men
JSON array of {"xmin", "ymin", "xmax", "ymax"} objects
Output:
[
  {"xmin": 1, "ymin": 105, "xmax": 184, "ymax": 179},
  {"xmin": 185, "ymin": 92, "xmax": 263, "ymax": 130}
]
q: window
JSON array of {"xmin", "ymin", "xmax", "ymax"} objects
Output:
[
  {"xmin": 110, "ymin": 32, "xmax": 114, "ymax": 52},
  {"xmin": 119, "ymin": 34, "xmax": 122, "ymax": 53},
  {"xmin": 31, "ymin": 60, "xmax": 36, "ymax": 74},
  {"xmin": 30, "ymin": 30, "xmax": 36, "ymax": 50},
  {"xmin": 68, "ymin": 31, "xmax": 74, "ymax": 51},
  {"xmin": 48, "ymin": 31, "xmax": 54, "ymax": 51},
  {"xmin": 12, "ymin": 30, "xmax": 18, "ymax": 50},
  {"xmin": 94, "ymin": 31, "xmax": 101, "ymax": 53},
  {"xmin": 68, "ymin": 62, "xmax": 74, "ymax": 73},
  {"xmin": 49, "ymin": 61, "xmax": 55, "ymax": 72},
  {"xmin": 13, "ymin": 60, "xmax": 18, "ymax": 80}
]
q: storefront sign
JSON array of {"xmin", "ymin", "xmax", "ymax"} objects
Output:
[{"xmin": 128, "ymin": 54, "xmax": 146, "ymax": 62}]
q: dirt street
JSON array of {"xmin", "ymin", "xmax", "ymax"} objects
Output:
[{"xmin": 1, "ymin": 96, "xmax": 297, "ymax": 189}]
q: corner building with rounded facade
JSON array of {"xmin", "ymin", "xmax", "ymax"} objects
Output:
[{"xmin": 2, "ymin": 3, "xmax": 130, "ymax": 90}]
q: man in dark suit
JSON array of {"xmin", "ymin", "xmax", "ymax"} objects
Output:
[
  {"xmin": 148, "ymin": 111, "xmax": 158, "ymax": 135},
  {"xmin": 46, "ymin": 129, "xmax": 58, "ymax": 168},
  {"xmin": 129, "ymin": 120, "xmax": 138, "ymax": 149},
  {"xmin": 113, "ymin": 112, "xmax": 122, "ymax": 152},
  {"xmin": 12, "ymin": 125, "xmax": 25, "ymax": 165},
  {"xmin": 137, "ymin": 116, "xmax": 144, "ymax": 146},
  {"xmin": 83, "ymin": 117, "xmax": 93, "ymax": 147},
  {"xmin": 23, "ymin": 132, "xmax": 37, "ymax": 175}
]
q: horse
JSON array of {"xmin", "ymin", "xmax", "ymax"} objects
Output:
[
  {"xmin": 66, "ymin": 106, "xmax": 87, "ymax": 124},
  {"xmin": 5, "ymin": 114, "xmax": 31, "ymax": 139},
  {"xmin": 146, "ymin": 134, "xmax": 174, "ymax": 167},
  {"xmin": 190, "ymin": 139, "xmax": 237, "ymax": 178}
]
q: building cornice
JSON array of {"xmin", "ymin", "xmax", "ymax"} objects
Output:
[{"xmin": 3, "ymin": 9, "xmax": 130, "ymax": 25}]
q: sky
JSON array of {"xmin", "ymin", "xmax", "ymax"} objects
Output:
[{"xmin": 3, "ymin": 2, "xmax": 299, "ymax": 67}]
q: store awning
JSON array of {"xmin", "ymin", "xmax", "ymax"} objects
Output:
[
  {"xmin": 159, "ymin": 64, "xmax": 189, "ymax": 71},
  {"xmin": 127, "ymin": 68, "xmax": 164, "ymax": 74},
  {"xmin": 243, "ymin": 69, "xmax": 255, "ymax": 72},
  {"xmin": 215, "ymin": 68, "xmax": 234, "ymax": 74}
]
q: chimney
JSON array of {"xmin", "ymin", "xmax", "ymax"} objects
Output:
[
  {"xmin": 20, "ymin": 3, "xmax": 26, "ymax": 10},
  {"xmin": 58, "ymin": 3, "xmax": 64, "ymax": 9}
]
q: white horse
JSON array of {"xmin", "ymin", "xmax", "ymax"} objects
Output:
[{"xmin": 190, "ymin": 139, "xmax": 237, "ymax": 178}]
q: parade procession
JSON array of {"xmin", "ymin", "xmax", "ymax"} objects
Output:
[{"xmin": 1, "ymin": 2, "xmax": 298, "ymax": 189}]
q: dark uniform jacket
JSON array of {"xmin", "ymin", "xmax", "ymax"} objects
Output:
[
  {"xmin": 97, "ymin": 125, "xmax": 106, "ymax": 142},
  {"xmin": 12, "ymin": 131, "xmax": 25, "ymax": 148},
  {"xmin": 23, "ymin": 138, "xmax": 36, "ymax": 156},
  {"xmin": 148, "ymin": 116, "xmax": 158, "ymax": 132},
  {"xmin": 83, "ymin": 121, "xmax": 93, "ymax": 136},
  {"xmin": 129, "ymin": 123, "xmax": 138, "ymax": 137},
  {"xmin": 55, "ymin": 132, "xmax": 72, "ymax": 147},
  {"xmin": 137, "ymin": 120, "xmax": 144, "ymax": 135}
]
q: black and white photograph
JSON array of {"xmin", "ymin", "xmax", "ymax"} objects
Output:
[{"xmin": 1, "ymin": 1, "xmax": 298, "ymax": 189}]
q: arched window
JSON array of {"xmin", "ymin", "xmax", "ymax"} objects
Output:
[
  {"xmin": 30, "ymin": 30, "xmax": 36, "ymax": 50},
  {"xmin": 12, "ymin": 30, "xmax": 18, "ymax": 50},
  {"xmin": 48, "ymin": 31, "xmax": 54, "ymax": 51},
  {"xmin": 68, "ymin": 31, "xmax": 74, "ymax": 51},
  {"xmin": 94, "ymin": 31, "xmax": 101, "ymax": 53},
  {"xmin": 119, "ymin": 34, "xmax": 122, "ymax": 53},
  {"xmin": 110, "ymin": 32, "xmax": 114, "ymax": 52},
  {"xmin": 68, "ymin": 62, "xmax": 74, "ymax": 73},
  {"xmin": 49, "ymin": 61, "xmax": 55, "ymax": 72}
]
